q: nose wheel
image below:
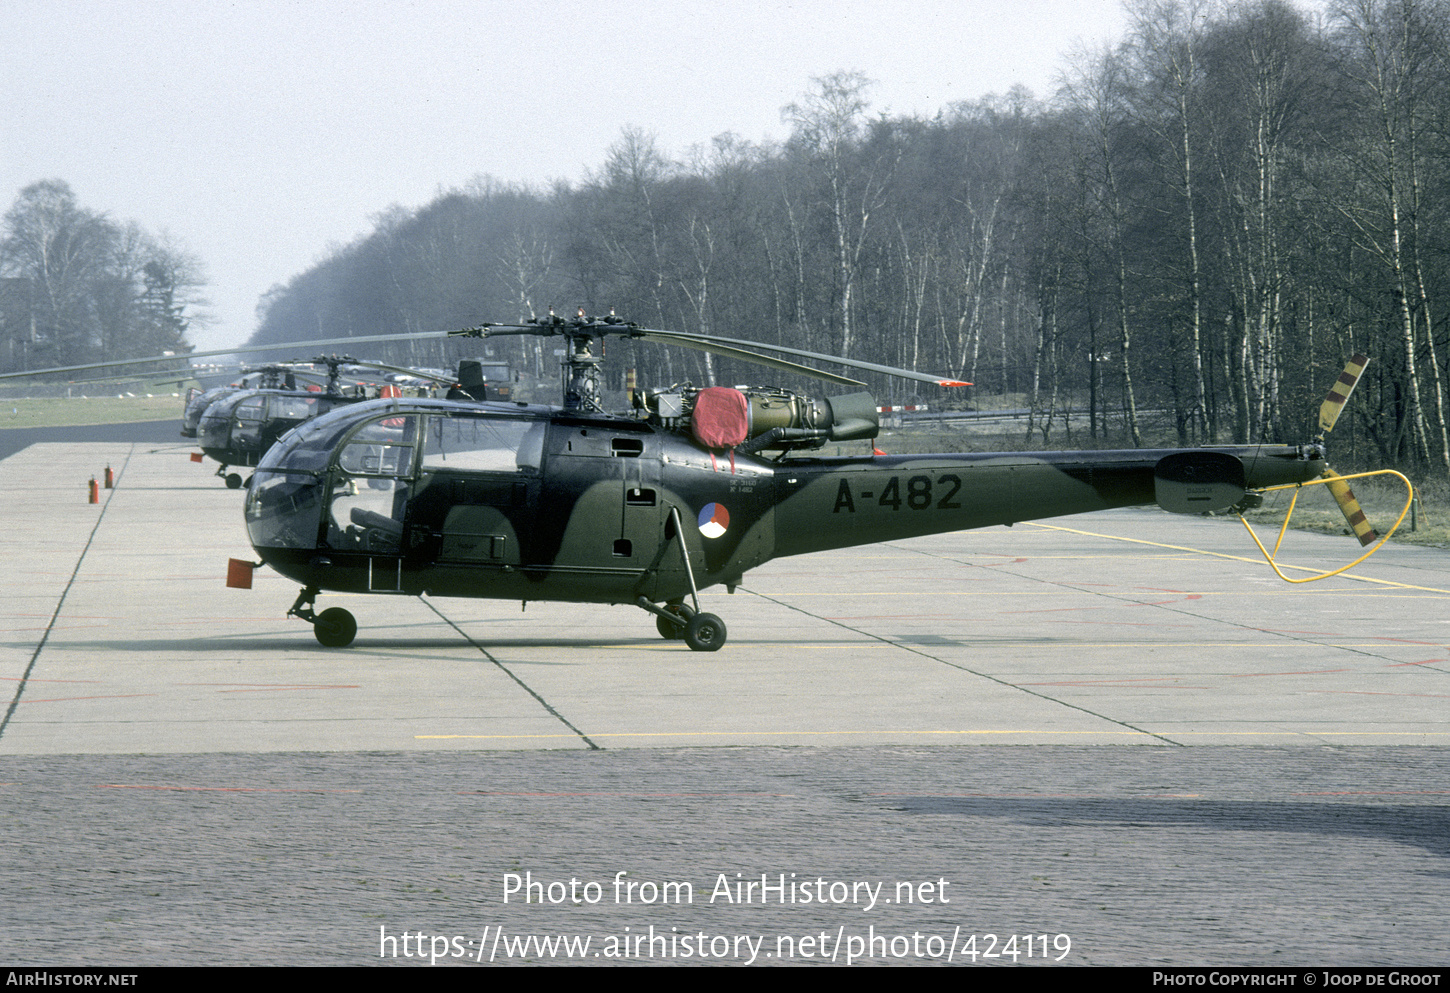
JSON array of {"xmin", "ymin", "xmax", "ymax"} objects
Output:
[
  {"xmin": 313, "ymin": 608, "xmax": 357, "ymax": 647},
  {"xmin": 288, "ymin": 587, "xmax": 358, "ymax": 647}
]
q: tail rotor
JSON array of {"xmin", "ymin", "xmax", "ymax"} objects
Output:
[
  {"xmin": 1316, "ymin": 354, "xmax": 1378, "ymax": 546},
  {"xmin": 1238, "ymin": 353, "xmax": 1414, "ymax": 582},
  {"xmin": 1317, "ymin": 353, "xmax": 1369, "ymax": 437},
  {"xmin": 1322, "ymin": 468, "xmax": 1377, "ymax": 547}
]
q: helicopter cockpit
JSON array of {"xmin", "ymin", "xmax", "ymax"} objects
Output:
[
  {"xmin": 199, "ymin": 389, "xmax": 327, "ymax": 454},
  {"xmin": 246, "ymin": 398, "xmax": 550, "ymax": 568},
  {"xmin": 181, "ymin": 385, "xmax": 237, "ymax": 437}
]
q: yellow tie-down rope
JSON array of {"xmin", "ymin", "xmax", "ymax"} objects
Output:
[{"xmin": 1237, "ymin": 468, "xmax": 1415, "ymax": 583}]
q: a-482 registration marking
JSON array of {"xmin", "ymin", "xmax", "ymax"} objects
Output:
[{"xmin": 832, "ymin": 474, "xmax": 963, "ymax": 513}]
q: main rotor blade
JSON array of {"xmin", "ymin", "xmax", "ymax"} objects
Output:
[
  {"xmin": 338, "ymin": 360, "xmax": 458, "ymax": 385},
  {"xmin": 461, "ymin": 321, "xmax": 967, "ymax": 388},
  {"xmin": 1318, "ymin": 354, "xmax": 1369, "ymax": 434},
  {"xmin": 632, "ymin": 329, "xmax": 971, "ymax": 388},
  {"xmin": 0, "ymin": 330, "xmax": 454, "ymax": 382},
  {"xmin": 462, "ymin": 323, "xmax": 867, "ymax": 386},
  {"xmin": 23, "ymin": 366, "xmax": 195, "ymax": 389},
  {"xmin": 628, "ymin": 333, "xmax": 867, "ymax": 387}
]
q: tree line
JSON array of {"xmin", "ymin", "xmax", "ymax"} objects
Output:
[
  {"xmin": 0, "ymin": 179, "xmax": 203, "ymax": 378},
  {"xmin": 242, "ymin": 1, "xmax": 1450, "ymax": 475}
]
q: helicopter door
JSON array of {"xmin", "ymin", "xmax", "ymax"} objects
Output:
[
  {"xmin": 406, "ymin": 414, "xmax": 545, "ymax": 568},
  {"xmin": 231, "ymin": 396, "xmax": 266, "ymax": 458},
  {"xmin": 535, "ymin": 424, "xmax": 661, "ymax": 587},
  {"xmin": 326, "ymin": 414, "xmax": 419, "ymax": 591},
  {"xmin": 612, "ymin": 435, "xmax": 659, "ymax": 563}
]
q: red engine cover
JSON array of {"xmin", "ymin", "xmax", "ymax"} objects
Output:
[{"xmin": 691, "ymin": 387, "xmax": 749, "ymax": 449}]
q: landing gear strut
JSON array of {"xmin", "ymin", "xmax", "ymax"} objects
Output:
[
  {"xmin": 288, "ymin": 586, "xmax": 357, "ymax": 647},
  {"xmin": 637, "ymin": 507, "xmax": 729, "ymax": 652}
]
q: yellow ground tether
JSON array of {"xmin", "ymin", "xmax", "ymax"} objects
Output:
[{"xmin": 1237, "ymin": 468, "xmax": 1415, "ymax": 583}]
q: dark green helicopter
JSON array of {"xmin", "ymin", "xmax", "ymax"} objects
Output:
[
  {"xmin": 181, "ymin": 365, "xmax": 303, "ymax": 439},
  {"xmin": 195, "ymin": 354, "xmax": 470, "ymax": 488},
  {"xmin": 234, "ymin": 313, "xmax": 1399, "ymax": 652}
]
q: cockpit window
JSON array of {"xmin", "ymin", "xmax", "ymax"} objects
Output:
[
  {"xmin": 422, "ymin": 414, "xmax": 545, "ymax": 473},
  {"xmin": 257, "ymin": 403, "xmax": 362, "ymax": 472},
  {"xmin": 271, "ymin": 395, "xmax": 316, "ymax": 421},
  {"xmin": 246, "ymin": 471, "xmax": 324, "ymax": 549},
  {"xmin": 339, "ymin": 443, "xmax": 413, "ymax": 476},
  {"xmin": 338, "ymin": 414, "xmax": 418, "ymax": 477}
]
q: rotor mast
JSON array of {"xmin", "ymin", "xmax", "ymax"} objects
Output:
[{"xmin": 454, "ymin": 309, "xmax": 638, "ymax": 413}]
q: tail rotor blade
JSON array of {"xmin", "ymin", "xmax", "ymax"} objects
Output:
[
  {"xmin": 1319, "ymin": 354, "xmax": 1369, "ymax": 435},
  {"xmin": 1323, "ymin": 468, "xmax": 1378, "ymax": 547}
]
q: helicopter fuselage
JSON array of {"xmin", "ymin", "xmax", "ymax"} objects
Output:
[
  {"xmin": 245, "ymin": 397, "xmax": 1326, "ymax": 610},
  {"xmin": 199, "ymin": 388, "xmax": 350, "ymax": 472}
]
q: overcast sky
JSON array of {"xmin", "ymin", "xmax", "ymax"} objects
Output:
[{"xmin": 4, "ymin": 0, "xmax": 1143, "ymax": 352}]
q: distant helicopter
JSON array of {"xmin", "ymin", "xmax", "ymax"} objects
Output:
[
  {"xmin": 0, "ymin": 333, "xmax": 513, "ymax": 492},
  {"xmin": 193, "ymin": 354, "xmax": 468, "ymax": 488},
  {"xmin": 232, "ymin": 313, "xmax": 1406, "ymax": 651},
  {"xmin": 180, "ymin": 364, "xmax": 316, "ymax": 439}
]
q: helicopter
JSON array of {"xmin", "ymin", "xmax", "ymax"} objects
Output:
[
  {"xmin": 231, "ymin": 313, "xmax": 1402, "ymax": 652},
  {"xmin": 0, "ymin": 331, "xmax": 517, "ymax": 489},
  {"xmin": 192, "ymin": 354, "xmax": 476, "ymax": 488},
  {"xmin": 180, "ymin": 364, "xmax": 316, "ymax": 439}
]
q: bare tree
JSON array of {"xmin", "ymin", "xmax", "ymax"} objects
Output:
[
  {"xmin": 783, "ymin": 71, "xmax": 897, "ymax": 360},
  {"xmin": 0, "ymin": 180, "xmax": 112, "ymax": 368},
  {"xmin": 0, "ymin": 180, "xmax": 204, "ymax": 371},
  {"xmin": 1129, "ymin": 0, "xmax": 1214, "ymax": 441},
  {"xmin": 1060, "ymin": 47, "xmax": 1145, "ymax": 446},
  {"xmin": 1329, "ymin": 0, "xmax": 1448, "ymax": 470}
]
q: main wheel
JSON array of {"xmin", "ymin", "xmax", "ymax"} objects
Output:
[
  {"xmin": 684, "ymin": 612, "xmax": 726, "ymax": 652},
  {"xmin": 654, "ymin": 602, "xmax": 692, "ymax": 640},
  {"xmin": 225, "ymin": 472, "xmax": 243, "ymax": 489},
  {"xmin": 314, "ymin": 607, "xmax": 357, "ymax": 648}
]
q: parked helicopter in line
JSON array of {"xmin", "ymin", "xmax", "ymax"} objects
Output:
[
  {"xmin": 0, "ymin": 331, "xmax": 517, "ymax": 490},
  {"xmin": 232, "ymin": 313, "xmax": 1405, "ymax": 652},
  {"xmin": 192, "ymin": 354, "xmax": 495, "ymax": 488},
  {"xmin": 180, "ymin": 364, "xmax": 318, "ymax": 439}
]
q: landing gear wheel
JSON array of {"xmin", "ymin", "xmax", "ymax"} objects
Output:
[
  {"xmin": 314, "ymin": 607, "xmax": 357, "ymax": 648},
  {"xmin": 225, "ymin": 472, "xmax": 243, "ymax": 489},
  {"xmin": 655, "ymin": 602, "xmax": 692, "ymax": 640},
  {"xmin": 684, "ymin": 612, "xmax": 726, "ymax": 652}
]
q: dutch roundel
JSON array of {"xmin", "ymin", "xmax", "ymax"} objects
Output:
[{"xmin": 697, "ymin": 503, "xmax": 730, "ymax": 539}]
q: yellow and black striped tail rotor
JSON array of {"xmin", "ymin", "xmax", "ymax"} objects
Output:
[
  {"xmin": 1318, "ymin": 353, "xmax": 1369, "ymax": 435},
  {"xmin": 1323, "ymin": 467, "xmax": 1378, "ymax": 547},
  {"xmin": 1314, "ymin": 354, "xmax": 1377, "ymax": 545}
]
